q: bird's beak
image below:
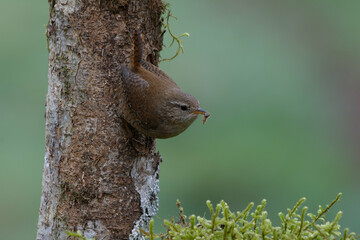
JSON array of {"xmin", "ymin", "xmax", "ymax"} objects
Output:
[{"xmin": 191, "ymin": 108, "xmax": 210, "ymax": 124}]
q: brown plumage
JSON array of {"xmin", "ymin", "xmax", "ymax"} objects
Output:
[{"xmin": 120, "ymin": 32, "xmax": 210, "ymax": 139}]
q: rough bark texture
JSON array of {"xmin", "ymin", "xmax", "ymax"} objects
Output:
[{"xmin": 37, "ymin": 0, "xmax": 164, "ymax": 239}]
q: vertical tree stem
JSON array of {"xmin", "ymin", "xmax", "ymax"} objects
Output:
[{"xmin": 37, "ymin": 0, "xmax": 164, "ymax": 239}]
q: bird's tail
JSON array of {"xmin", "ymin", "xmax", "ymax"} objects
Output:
[{"xmin": 132, "ymin": 30, "xmax": 143, "ymax": 71}]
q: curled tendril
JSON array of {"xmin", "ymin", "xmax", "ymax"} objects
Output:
[{"xmin": 160, "ymin": 10, "xmax": 190, "ymax": 62}]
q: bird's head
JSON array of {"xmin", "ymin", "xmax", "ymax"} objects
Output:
[{"xmin": 158, "ymin": 88, "xmax": 210, "ymax": 136}]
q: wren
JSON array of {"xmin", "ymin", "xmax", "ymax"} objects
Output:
[{"xmin": 120, "ymin": 32, "xmax": 210, "ymax": 139}]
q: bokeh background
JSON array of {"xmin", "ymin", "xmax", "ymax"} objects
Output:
[{"xmin": 1, "ymin": 0, "xmax": 359, "ymax": 239}]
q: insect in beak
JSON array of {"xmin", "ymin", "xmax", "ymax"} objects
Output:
[{"xmin": 191, "ymin": 108, "xmax": 210, "ymax": 124}]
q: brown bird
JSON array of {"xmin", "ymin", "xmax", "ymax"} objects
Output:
[{"xmin": 120, "ymin": 32, "xmax": 210, "ymax": 139}]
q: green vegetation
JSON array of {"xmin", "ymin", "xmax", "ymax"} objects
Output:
[
  {"xmin": 68, "ymin": 193, "xmax": 359, "ymax": 240},
  {"xmin": 142, "ymin": 193, "xmax": 359, "ymax": 239},
  {"xmin": 67, "ymin": 230, "xmax": 94, "ymax": 240},
  {"xmin": 160, "ymin": 9, "xmax": 190, "ymax": 62}
]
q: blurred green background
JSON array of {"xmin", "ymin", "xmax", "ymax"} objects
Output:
[{"xmin": 1, "ymin": 0, "xmax": 359, "ymax": 239}]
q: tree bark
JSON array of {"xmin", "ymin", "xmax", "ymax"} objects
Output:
[{"xmin": 37, "ymin": 0, "xmax": 164, "ymax": 239}]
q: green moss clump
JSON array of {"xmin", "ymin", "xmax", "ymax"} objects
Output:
[
  {"xmin": 142, "ymin": 193, "xmax": 359, "ymax": 240},
  {"xmin": 67, "ymin": 230, "xmax": 94, "ymax": 240}
]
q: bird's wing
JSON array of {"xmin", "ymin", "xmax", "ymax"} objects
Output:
[
  {"xmin": 140, "ymin": 60, "xmax": 178, "ymax": 87},
  {"xmin": 121, "ymin": 64, "xmax": 149, "ymax": 95},
  {"xmin": 140, "ymin": 60, "xmax": 169, "ymax": 79},
  {"xmin": 121, "ymin": 64, "xmax": 149, "ymax": 117}
]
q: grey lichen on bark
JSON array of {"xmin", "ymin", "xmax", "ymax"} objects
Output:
[{"xmin": 37, "ymin": 0, "xmax": 165, "ymax": 239}]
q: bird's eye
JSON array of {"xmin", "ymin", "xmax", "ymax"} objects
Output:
[{"xmin": 180, "ymin": 105, "xmax": 188, "ymax": 111}]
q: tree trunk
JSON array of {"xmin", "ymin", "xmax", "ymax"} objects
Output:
[{"xmin": 37, "ymin": 0, "xmax": 164, "ymax": 239}]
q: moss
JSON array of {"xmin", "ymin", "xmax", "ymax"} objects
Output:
[
  {"xmin": 142, "ymin": 193, "xmax": 359, "ymax": 240},
  {"xmin": 62, "ymin": 66, "xmax": 70, "ymax": 77},
  {"xmin": 61, "ymin": 66, "xmax": 72, "ymax": 96},
  {"xmin": 57, "ymin": 53, "xmax": 69, "ymax": 62},
  {"xmin": 67, "ymin": 230, "xmax": 95, "ymax": 240}
]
